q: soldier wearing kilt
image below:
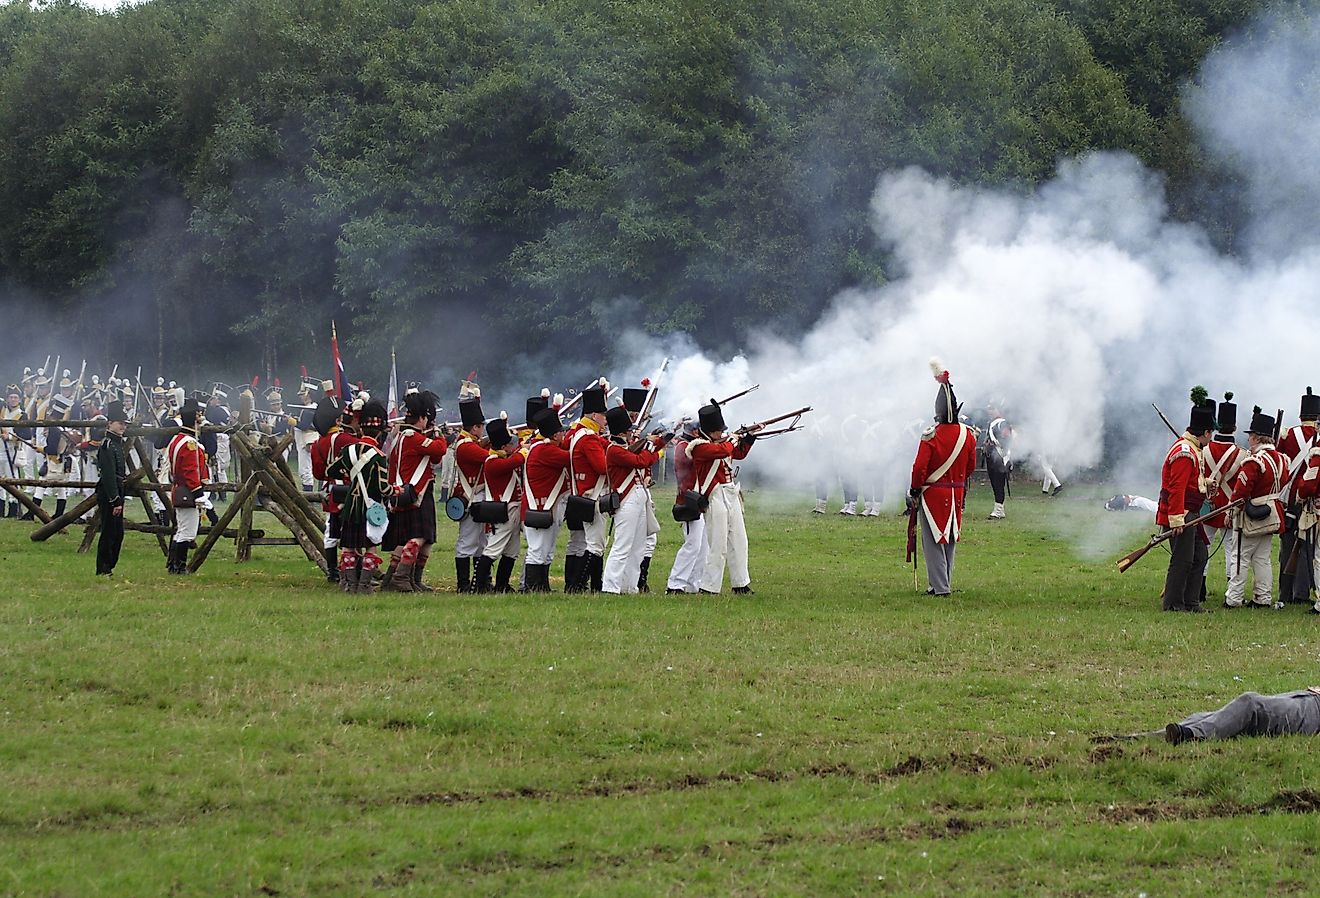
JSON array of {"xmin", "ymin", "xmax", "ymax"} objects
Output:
[
  {"xmin": 326, "ymin": 399, "xmax": 392, "ymax": 593},
  {"xmin": 310, "ymin": 396, "xmax": 358, "ymax": 583},
  {"xmin": 382, "ymin": 391, "xmax": 448, "ymax": 593}
]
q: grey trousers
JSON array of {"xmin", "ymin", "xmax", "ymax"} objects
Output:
[
  {"xmin": 920, "ymin": 514, "xmax": 956, "ymax": 595},
  {"xmin": 1162, "ymin": 526, "xmax": 1207, "ymax": 611},
  {"xmin": 1180, "ymin": 690, "xmax": 1320, "ymax": 740}
]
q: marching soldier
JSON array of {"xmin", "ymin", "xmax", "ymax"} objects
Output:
[
  {"xmin": 601, "ymin": 405, "xmax": 668, "ymax": 594},
  {"xmin": 1224, "ymin": 407, "xmax": 1287, "ymax": 608},
  {"xmin": 520, "ymin": 405, "xmax": 571, "ymax": 592},
  {"xmin": 447, "ymin": 394, "xmax": 489, "ymax": 593},
  {"xmin": 1, "ymin": 384, "xmax": 23, "ymax": 518},
  {"xmin": 475, "ymin": 415, "xmax": 525, "ymax": 593},
  {"xmin": 689, "ymin": 401, "xmax": 757, "ymax": 594},
  {"xmin": 310, "ymin": 395, "xmax": 357, "ymax": 583},
  {"xmin": 909, "ymin": 360, "xmax": 978, "ymax": 596},
  {"xmin": 1202, "ymin": 393, "xmax": 1247, "ymax": 606},
  {"xmin": 563, "ymin": 384, "xmax": 610, "ymax": 592},
  {"xmin": 165, "ymin": 397, "xmax": 209, "ymax": 575},
  {"xmin": 665, "ymin": 420, "xmax": 707, "ymax": 593},
  {"xmin": 1278, "ymin": 387, "xmax": 1320, "ymax": 604},
  {"xmin": 382, "ymin": 390, "xmax": 448, "ymax": 592},
  {"xmin": 325, "ymin": 399, "xmax": 392, "ymax": 593},
  {"xmin": 94, "ymin": 400, "xmax": 130, "ymax": 576},
  {"xmin": 984, "ymin": 402, "xmax": 1012, "ymax": 521},
  {"xmin": 1156, "ymin": 389, "xmax": 1216, "ymax": 612}
]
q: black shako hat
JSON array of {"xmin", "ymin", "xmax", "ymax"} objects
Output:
[
  {"xmin": 179, "ymin": 398, "xmax": 202, "ymax": 431},
  {"xmin": 313, "ymin": 396, "xmax": 341, "ymax": 436},
  {"xmin": 606, "ymin": 406, "xmax": 633, "ymax": 437},
  {"xmin": 698, "ymin": 403, "xmax": 725, "ymax": 434},
  {"xmin": 487, "ymin": 417, "xmax": 512, "ymax": 449},
  {"xmin": 622, "ymin": 388, "xmax": 648, "ymax": 414},
  {"xmin": 1217, "ymin": 391, "xmax": 1237, "ymax": 434},
  {"xmin": 931, "ymin": 358, "xmax": 959, "ymax": 425},
  {"xmin": 404, "ymin": 391, "xmax": 438, "ymax": 423},
  {"xmin": 459, "ymin": 397, "xmax": 484, "ymax": 429},
  {"xmin": 581, "ymin": 386, "xmax": 608, "ymax": 416},
  {"xmin": 525, "ymin": 390, "xmax": 550, "ymax": 427},
  {"xmin": 1301, "ymin": 387, "xmax": 1320, "ymax": 420},
  {"xmin": 534, "ymin": 407, "xmax": 565, "ymax": 439},
  {"xmin": 105, "ymin": 400, "xmax": 129, "ymax": 424},
  {"xmin": 1247, "ymin": 406, "xmax": 1276, "ymax": 437},
  {"xmin": 1187, "ymin": 386, "xmax": 1215, "ymax": 435}
]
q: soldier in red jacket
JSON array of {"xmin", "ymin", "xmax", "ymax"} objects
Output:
[
  {"xmin": 1225, "ymin": 407, "xmax": 1287, "ymax": 609},
  {"xmin": 908, "ymin": 360, "xmax": 977, "ymax": 597},
  {"xmin": 166, "ymin": 398, "xmax": 209, "ymax": 574},
  {"xmin": 521, "ymin": 406, "xmax": 571, "ymax": 592},
  {"xmin": 689, "ymin": 401, "xmax": 757, "ymax": 594},
  {"xmin": 665, "ymin": 421, "xmax": 707, "ymax": 593},
  {"xmin": 1278, "ymin": 388, "xmax": 1320, "ymax": 604},
  {"xmin": 1202, "ymin": 394, "xmax": 1246, "ymax": 605},
  {"xmin": 476, "ymin": 416, "xmax": 525, "ymax": 593},
  {"xmin": 601, "ymin": 406, "xmax": 668, "ymax": 594},
  {"xmin": 564, "ymin": 385, "xmax": 610, "ymax": 592},
  {"xmin": 447, "ymin": 395, "xmax": 490, "ymax": 593},
  {"xmin": 1157, "ymin": 391, "xmax": 1216, "ymax": 612},
  {"xmin": 310, "ymin": 396, "xmax": 358, "ymax": 583},
  {"xmin": 381, "ymin": 390, "xmax": 448, "ymax": 593}
]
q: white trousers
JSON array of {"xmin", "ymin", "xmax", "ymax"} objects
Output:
[
  {"xmin": 1226, "ymin": 531, "xmax": 1273, "ymax": 606},
  {"xmin": 18, "ymin": 443, "xmax": 39, "ymax": 478},
  {"xmin": 214, "ymin": 434, "xmax": 231, "ymax": 483},
  {"xmin": 324, "ymin": 511, "xmax": 339, "ymax": 549},
  {"xmin": 296, "ymin": 433, "xmax": 315, "ymax": 488},
  {"xmin": 667, "ymin": 514, "xmax": 708, "ymax": 592},
  {"xmin": 0, "ymin": 439, "xmax": 20, "ymax": 480},
  {"xmin": 174, "ymin": 507, "xmax": 200, "ymax": 544},
  {"xmin": 566, "ymin": 500, "xmax": 609, "ymax": 556},
  {"xmin": 483, "ymin": 502, "xmax": 523, "ymax": 559},
  {"xmin": 602, "ymin": 489, "xmax": 648, "ymax": 594},
  {"xmin": 700, "ymin": 482, "xmax": 749, "ymax": 592},
  {"xmin": 455, "ymin": 490, "xmax": 489, "ymax": 557},
  {"xmin": 35, "ymin": 461, "xmax": 68, "ymax": 501},
  {"xmin": 524, "ymin": 495, "xmax": 567, "ymax": 565}
]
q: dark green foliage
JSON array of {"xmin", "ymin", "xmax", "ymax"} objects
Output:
[{"xmin": 0, "ymin": 0, "xmax": 1267, "ymax": 379}]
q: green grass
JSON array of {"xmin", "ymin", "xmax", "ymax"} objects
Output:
[{"xmin": 3, "ymin": 488, "xmax": 1320, "ymax": 895}]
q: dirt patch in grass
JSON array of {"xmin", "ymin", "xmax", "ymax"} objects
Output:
[{"xmin": 1263, "ymin": 789, "xmax": 1320, "ymax": 814}]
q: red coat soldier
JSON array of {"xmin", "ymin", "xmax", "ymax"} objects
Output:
[
  {"xmin": 908, "ymin": 359, "xmax": 977, "ymax": 596},
  {"xmin": 1224, "ymin": 407, "xmax": 1288, "ymax": 608},
  {"xmin": 310, "ymin": 396, "xmax": 358, "ymax": 583},
  {"xmin": 1278, "ymin": 387, "xmax": 1320, "ymax": 604},
  {"xmin": 1157, "ymin": 389, "xmax": 1215, "ymax": 612},
  {"xmin": 166, "ymin": 398, "xmax": 209, "ymax": 575},
  {"xmin": 520, "ymin": 406, "xmax": 571, "ymax": 592},
  {"xmin": 382, "ymin": 390, "xmax": 447, "ymax": 593}
]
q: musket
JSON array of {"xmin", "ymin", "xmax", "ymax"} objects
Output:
[
  {"xmin": 1115, "ymin": 498, "xmax": 1245, "ymax": 573},
  {"xmin": 559, "ymin": 377, "xmax": 603, "ymax": 417},
  {"xmin": 70, "ymin": 359, "xmax": 87, "ymax": 408},
  {"xmin": 736, "ymin": 406, "xmax": 813, "ymax": 436},
  {"xmin": 1151, "ymin": 403, "xmax": 1180, "ymax": 440},
  {"xmin": 626, "ymin": 358, "xmax": 671, "ymax": 452},
  {"xmin": 749, "ymin": 424, "xmax": 804, "ymax": 438},
  {"xmin": 906, "ymin": 495, "xmax": 919, "ymax": 589},
  {"xmin": 714, "ymin": 384, "xmax": 759, "ymax": 405}
]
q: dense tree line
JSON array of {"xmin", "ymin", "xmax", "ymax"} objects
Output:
[{"xmin": 0, "ymin": 0, "xmax": 1263, "ymax": 383}]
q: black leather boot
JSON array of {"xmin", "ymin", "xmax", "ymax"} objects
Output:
[
  {"xmin": 637, "ymin": 557, "xmax": 651, "ymax": 593},
  {"xmin": 54, "ymin": 498, "xmax": 66, "ymax": 519},
  {"xmin": 473, "ymin": 556, "xmax": 494, "ymax": 593},
  {"xmin": 456, "ymin": 557, "xmax": 472, "ymax": 593},
  {"xmin": 563, "ymin": 554, "xmax": 584, "ymax": 593},
  {"xmin": 588, "ymin": 552, "xmax": 604, "ymax": 592},
  {"xmin": 494, "ymin": 556, "xmax": 515, "ymax": 592}
]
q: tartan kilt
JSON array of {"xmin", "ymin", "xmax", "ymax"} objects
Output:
[
  {"xmin": 338, "ymin": 520, "xmax": 374, "ymax": 550},
  {"xmin": 383, "ymin": 482, "xmax": 437, "ymax": 550}
]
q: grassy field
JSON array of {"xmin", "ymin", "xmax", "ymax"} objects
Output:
[{"xmin": 4, "ymin": 487, "xmax": 1320, "ymax": 896}]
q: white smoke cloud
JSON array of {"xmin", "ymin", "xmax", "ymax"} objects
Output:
[{"xmin": 619, "ymin": 6, "xmax": 1320, "ymax": 505}]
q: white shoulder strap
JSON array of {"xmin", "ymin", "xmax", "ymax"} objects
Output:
[
  {"xmin": 523, "ymin": 442, "xmax": 568, "ymax": 510},
  {"xmin": 924, "ymin": 425, "xmax": 969, "ymax": 486}
]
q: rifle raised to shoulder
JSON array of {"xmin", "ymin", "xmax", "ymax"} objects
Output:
[
  {"xmin": 1115, "ymin": 498, "xmax": 1244, "ymax": 573},
  {"xmin": 736, "ymin": 406, "xmax": 813, "ymax": 436}
]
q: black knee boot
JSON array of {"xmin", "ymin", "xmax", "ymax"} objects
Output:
[
  {"xmin": 563, "ymin": 554, "xmax": 584, "ymax": 593},
  {"xmin": 456, "ymin": 557, "xmax": 472, "ymax": 593},
  {"xmin": 637, "ymin": 557, "xmax": 651, "ymax": 593},
  {"xmin": 54, "ymin": 498, "xmax": 66, "ymax": 519},
  {"xmin": 588, "ymin": 552, "xmax": 604, "ymax": 592},
  {"xmin": 494, "ymin": 556, "xmax": 515, "ymax": 592},
  {"xmin": 473, "ymin": 556, "xmax": 494, "ymax": 593}
]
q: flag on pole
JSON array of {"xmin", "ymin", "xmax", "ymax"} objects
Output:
[
  {"xmin": 331, "ymin": 321, "xmax": 349, "ymax": 400},
  {"xmin": 387, "ymin": 348, "xmax": 399, "ymax": 420}
]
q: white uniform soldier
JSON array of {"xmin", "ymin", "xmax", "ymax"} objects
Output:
[
  {"xmin": 0, "ymin": 383, "xmax": 24, "ymax": 518},
  {"xmin": 666, "ymin": 422, "xmax": 708, "ymax": 593}
]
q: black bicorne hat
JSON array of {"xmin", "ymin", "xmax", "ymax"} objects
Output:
[
  {"xmin": 534, "ymin": 407, "xmax": 565, "ymax": 439},
  {"xmin": 1302, "ymin": 387, "xmax": 1320, "ymax": 420},
  {"xmin": 622, "ymin": 388, "xmax": 648, "ymax": 414},
  {"xmin": 581, "ymin": 386, "xmax": 608, "ymax": 415},
  {"xmin": 459, "ymin": 397, "xmax": 485, "ymax": 428},
  {"xmin": 930, "ymin": 358, "xmax": 959, "ymax": 425},
  {"xmin": 606, "ymin": 406, "xmax": 633, "ymax": 436},
  {"xmin": 1246, "ymin": 406, "xmax": 1276, "ymax": 437},
  {"xmin": 1217, "ymin": 391, "xmax": 1237, "ymax": 434},
  {"xmin": 487, "ymin": 417, "xmax": 512, "ymax": 449},
  {"xmin": 105, "ymin": 400, "xmax": 129, "ymax": 424},
  {"xmin": 313, "ymin": 396, "xmax": 341, "ymax": 436},
  {"xmin": 698, "ymin": 403, "xmax": 725, "ymax": 434}
]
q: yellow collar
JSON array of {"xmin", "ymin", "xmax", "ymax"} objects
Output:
[{"xmin": 576, "ymin": 418, "xmax": 602, "ymax": 434}]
